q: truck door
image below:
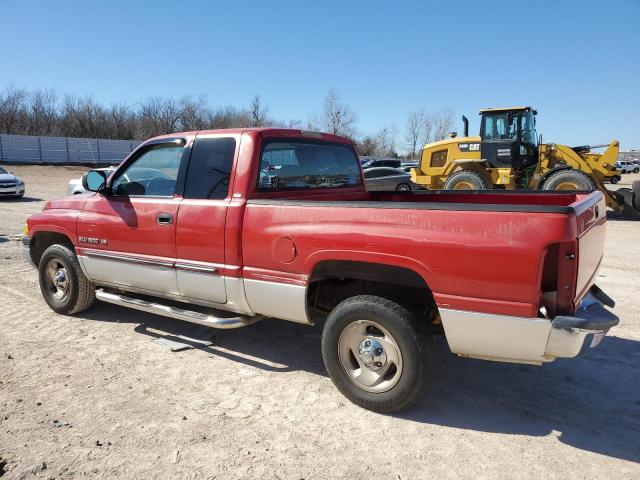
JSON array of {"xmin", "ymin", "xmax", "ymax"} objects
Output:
[
  {"xmin": 77, "ymin": 139, "xmax": 187, "ymax": 295},
  {"xmin": 174, "ymin": 135, "xmax": 238, "ymax": 304}
]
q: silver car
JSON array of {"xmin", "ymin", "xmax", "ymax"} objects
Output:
[
  {"xmin": 363, "ymin": 167, "xmax": 418, "ymax": 192},
  {"xmin": 0, "ymin": 166, "xmax": 25, "ymax": 198}
]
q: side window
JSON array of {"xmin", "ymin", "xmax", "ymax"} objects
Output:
[
  {"xmin": 184, "ymin": 137, "xmax": 236, "ymax": 199},
  {"xmin": 112, "ymin": 144, "xmax": 184, "ymax": 196},
  {"xmin": 430, "ymin": 150, "xmax": 448, "ymax": 168}
]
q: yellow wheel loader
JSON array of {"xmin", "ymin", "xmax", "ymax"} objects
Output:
[{"xmin": 410, "ymin": 106, "xmax": 640, "ymax": 219}]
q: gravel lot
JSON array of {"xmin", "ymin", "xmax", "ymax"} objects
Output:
[{"xmin": 1, "ymin": 165, "xmax": 639, "ymax": 479}]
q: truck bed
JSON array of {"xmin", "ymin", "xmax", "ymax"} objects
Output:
[{"xmin": 244, "ymin": 189, "xmax": 606, "ymax": 319}]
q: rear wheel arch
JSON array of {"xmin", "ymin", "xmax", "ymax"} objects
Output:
[{"xmin": 307, "ymin": 259, "xmax": 439, "ymax": 324}]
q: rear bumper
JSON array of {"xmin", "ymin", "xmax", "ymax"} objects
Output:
[
  {"xmin": 439, "ymin": 285, "xmax": 619, "ymax": 365},
  {"xmin": 544, "ymin": 292, "xmax": 619, "ymax": 359}
]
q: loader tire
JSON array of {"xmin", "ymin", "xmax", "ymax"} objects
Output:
[
  {"xmin": 541, "ymin": 169, "xmax": 596, "ymax": 191},
  {"xmin": 633, "ymin": 181, "xmax": 640, "ymax": 211},
  {"xmin": 443, "ymin": 170, "xmax": 487, "ymax": 190}
]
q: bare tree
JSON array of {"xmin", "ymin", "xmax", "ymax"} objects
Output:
[
  {"xmin": 355, "ymin": 136, "xmax": 379, "ymax": 156},
  {"xmin": 319, "ymin": 89, "xmax": 356, "ymax": 137},
  {"xmin": 432, "ymin": 108, "xmax": 455, "ymax": 141},
  {"xmin": 405, "ymin": 109, "xmax": 426, "ymax": 159},
  {"xmin": 28, "ymin": 89, "xmax": 58, "ymax": 135},
  {"xmin": 109, "ymin": 103, "xmax": 137, "ymax": 139},
  {"xmin": 250, "ymin": 95, "xmax": 268, "ymax": 127},
  {"xmin": 375, "ymin": 125, "xmax": 398, "ymax": 157},
  {"xmin": 0, "ymin": 86, "xmax": 28, "ymax": 134}
]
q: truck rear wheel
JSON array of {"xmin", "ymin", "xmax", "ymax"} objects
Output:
[
  {"xmin": 321, "ymin": 295, "xmax": 432, "ymax": 412},
  {"xmin": 38, "ymin": 244, "xmax": 95, "ymax": 315},
  {"xmin": 541, "ymin": 169, "xmax": 596, "ymax": 191},
  {"xmin": 610, "ymin": 175, "xmax": 620, "ymax": 184},
  {"xmin": 443, "ymin": 170, "xmax": 487, "ymax": 190}
]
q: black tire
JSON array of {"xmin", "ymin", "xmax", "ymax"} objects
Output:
[
  {"xmin": 443, "ymin": 170, "xmax": 487, "ymax": 190},
  {"xmin": 396, "ymin": 183, "xmax": 411, "ymax": 192},
  {"xmin": 321, "ymin": 295, "xmax": 432, "ymax": 413},
  {"xmin": 38, "ymin": 244, "xmax": 95, "ymax": 315},
  {"xmin": 541, "ymin": 169, "xmax": 596, "ymax": 191},
  {"xmin": 610, "ymin": 176, "xmax": 620, "ymax": 184},
  {"xmin": 633, "ymin": 181, "xmax": 640, "ymax": 211},
  {"xmin": 634, "ymin": 168, "xmax": 640, "ymax": 174}
]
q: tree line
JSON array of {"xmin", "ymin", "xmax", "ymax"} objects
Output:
[{"xmin": 0, "ymin": 85, "xmax": 456, "ymax": 159}]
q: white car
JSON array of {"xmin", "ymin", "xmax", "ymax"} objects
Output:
[
  {"xmin": 0, "ymin": 166, "xmax": 25, "ymax": 198},
  {"xmin": 615, "ymin": 161, "xmax": 640, "ymax": 174},
  {"xmin": 67, "ymin": 167, "xmax": 116, "ymax": 195}
]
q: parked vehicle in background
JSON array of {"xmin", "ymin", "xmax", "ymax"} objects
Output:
[
  {"xmin": 0, "ymin": 166, "xmax": 25, "ymax": 198},
  {"xmin": 361, "ymin": 158, "xmax": 402, "ymax": 169},
  {"xmin": 401, "ymin": 162, "xmax": 419, "ymax": 173},
  {"xmin": 67, "ymin": 167, "xmax": 116, "ymax": 195},
  {"xmin": 24, "ymin": 127, "xmax": 619, "ymax": 413},
  {"xmin": 364, "ymin": 167, "xmax": 419, "ymax": 191},
  {"xmin": 615, "ymin": 161, "xmax": 640, "ymax": 174}
]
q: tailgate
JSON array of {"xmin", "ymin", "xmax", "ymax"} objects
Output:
[{"xmin": 572, "ymin": 191, "xmax": 607, "ymax": 305}]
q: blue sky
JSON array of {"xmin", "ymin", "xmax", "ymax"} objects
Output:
[{"xmin": 2, "ymin": 0, "xmax": 639, "ymax": 149}]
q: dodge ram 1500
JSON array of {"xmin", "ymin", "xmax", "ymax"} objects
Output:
[{"xmin": 24, "ymin": 128, "xmax": 619, "ymax": 412}]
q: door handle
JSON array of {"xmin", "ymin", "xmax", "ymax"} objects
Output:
[{"xmin": 156, "ymin": 213, "xmax": 174, "ymax": 225}]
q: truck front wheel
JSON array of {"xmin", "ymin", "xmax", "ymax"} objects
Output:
[
  {"xmin": 38, "ymin": 244, "xmax": 95, "ymax": 315},
  {"xmin": 321, "ymin": 295, "xmax": 432, "ymax": 412}
]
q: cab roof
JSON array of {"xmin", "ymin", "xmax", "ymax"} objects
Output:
[{"xmin": 479, "ymin": 106, "xmax": 536, "ymax": 114}]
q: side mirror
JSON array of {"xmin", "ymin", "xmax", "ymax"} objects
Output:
[{"xmin": 82, "ymin": 170, "xmax": 107, "ymax": 193}]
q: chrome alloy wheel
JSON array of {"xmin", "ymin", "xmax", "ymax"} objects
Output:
[
  {"xmin": 337, "ymin": 320, "xmax": 403, "ymax": 393},
  {"xmin": 44, "ymin": 258, "xmax": 70, "ymax": 301}
]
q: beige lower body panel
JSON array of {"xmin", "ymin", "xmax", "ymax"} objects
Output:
[
  {"xmin": 244, "ymin": 279, "xmax": 310, "ymax": 324},
  {"xmin": 439, "ymin": 308, "xmax": 553, "ymax": 365}
]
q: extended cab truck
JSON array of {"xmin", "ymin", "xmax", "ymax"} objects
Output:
[{"xmin": 23, "ymin": 128, "xmax": 619, "ymax": 412}]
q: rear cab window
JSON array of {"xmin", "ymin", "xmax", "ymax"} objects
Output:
[
  {"xmin": 257, "ymin": 140, "xmax": 361, "ymax": 191},
  {"xmin": 184, "ymin": 137, "xmax": 236, "ymax": 199}
]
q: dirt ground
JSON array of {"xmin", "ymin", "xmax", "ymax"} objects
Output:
[{"xmin": 1, "ymin": 165, "xmax": 639, "ymax": 479}]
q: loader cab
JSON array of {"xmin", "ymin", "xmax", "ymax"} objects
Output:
[{"xmin": 479, "ymin": 107, "xmax": 538, "ymax": 173}]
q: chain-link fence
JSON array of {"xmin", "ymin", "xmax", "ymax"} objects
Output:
[{"xmin": 0, "ymin": 134, "xmax": 141, "ymax": 165}]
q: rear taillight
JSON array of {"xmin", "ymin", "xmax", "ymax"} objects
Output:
[{"xmin": 539, "ymin": 241, "xmax": 577, "ymax": 317}]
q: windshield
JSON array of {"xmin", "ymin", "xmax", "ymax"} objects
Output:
[
  {"xmin": 258, "ymin": 140, "xmax": 361, "ymax": 191},
  {"xmin": 482, "ymin": 113, "xmax": 518, "ymax": 140},
  {"xmin": 0, "ymin": 167, "xmax": 7, "ymax": 174},
  {"xmin": 482, "ymin": 111, "xmax": 537, "ymax": 145}
]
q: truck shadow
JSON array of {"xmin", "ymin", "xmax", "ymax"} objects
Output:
[
  {"xmin": 83, "ymin": 303, "xmax": 640, "ymax": 463},
  {"xmin": 404, "ymin": 335, "xmax": 640, "ymax": 463}
]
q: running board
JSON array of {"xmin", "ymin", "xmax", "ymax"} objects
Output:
[{"xmin": 95, "ymin": 289, "xmax": 261, "ymax": 329}]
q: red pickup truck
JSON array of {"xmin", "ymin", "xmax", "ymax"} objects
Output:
[{"xmin": 24, "ymin": 128, "xmax": 619, "ymax": 412}]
